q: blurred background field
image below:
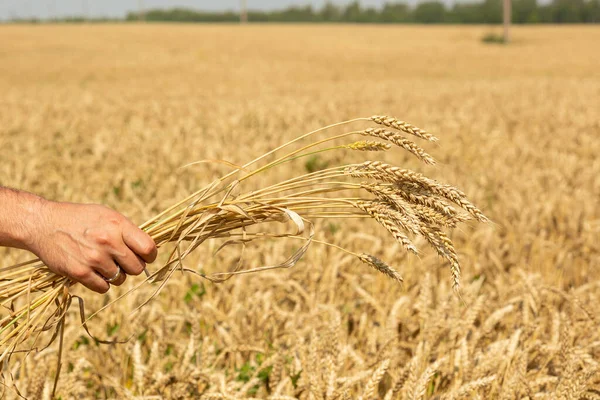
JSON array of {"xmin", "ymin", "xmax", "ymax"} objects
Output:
[{"xmin": 1, "ymin": 24, "xmax": 599, "ymax": 398}]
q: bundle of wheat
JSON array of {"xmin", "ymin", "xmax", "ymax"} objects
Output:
[{"xmin": 0, "ymin": 116, "xmax": 486, "ymax": 378}]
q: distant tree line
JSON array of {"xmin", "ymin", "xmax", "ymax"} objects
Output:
[
  {"xmin": 5, "ymin": 0, "xmax": 599, "ymax": 24},
  {"xmin": 125, "ymin": 0, "xmax": 600, "ymax": 24}
]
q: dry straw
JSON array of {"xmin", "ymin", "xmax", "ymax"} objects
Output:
[{"xmin": 0, "ymin": 115, "xmax": 486, "ymax": 387}]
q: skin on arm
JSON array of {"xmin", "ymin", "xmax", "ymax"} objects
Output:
[{"xmin": 0, "ymin": 187, "xmax": 157, "ymax": 293}]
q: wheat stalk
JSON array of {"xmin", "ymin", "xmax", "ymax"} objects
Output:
[{"xmin": 0, "ymin": 115, "xmax": 486, "ymax": 382}]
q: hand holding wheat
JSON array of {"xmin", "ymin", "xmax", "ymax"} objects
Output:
[{"xmin": 0, "ymin": 115, "xmax": 487, "ymax": 370}]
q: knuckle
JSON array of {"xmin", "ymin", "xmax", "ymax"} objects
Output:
[
  {"xmin": 140, "ymin": 241, "xmax": 156, "ymax": 257},
  {"xmin": 105, "ymin": 218, "xmax": 121, "ymax": 231},
  {"xmin": 86, "ymin": 250, "xmax": 103, "ymax": 265},
  {"xmin": 94, "ymin": 232, "xmax": 111, "ymax": 246},
  {"xmin": 109, "ymin": 215, "xmax": 122, "ymax": 225},
  {"xmin": 71, "ymin": 268, "xmax": 89, "ymax": 281},
  {"xmin": 99, "ymin": 207, "xmax": 122, "ymax": 226}
]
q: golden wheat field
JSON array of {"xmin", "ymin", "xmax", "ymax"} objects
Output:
[{"xmin": 1, "ymin": 24, "xmax": 599, "ymax": 399}]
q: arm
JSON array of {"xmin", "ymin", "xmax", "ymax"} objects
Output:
[{"xmin": 0, "ymin": 187, "xmax": 157, "ymax": 293}]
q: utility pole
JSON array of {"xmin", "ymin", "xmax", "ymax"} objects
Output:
[
  {"xmin": 503, "ymin": 0, "xmax": 511, "ymax": 43},
  {"xmin": 240, "ymin": 0, "xmax": 248, "ymax": 23}
]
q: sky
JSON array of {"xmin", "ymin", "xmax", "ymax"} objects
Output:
[{"xmin": 1, "ymin": 0, "xmax": 494, "ymax": 20}]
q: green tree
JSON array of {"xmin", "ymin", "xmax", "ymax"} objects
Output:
[
  {"xmin": 381, "ymin": 2, "xmax": 411, "ymax": 23},
  {"xmin": 480, "ymin": 0, "xmax": 503, "ymax": 23},
  {"xmin": 451, "ymin": 3, "xmax": 484, "ymax": 23},
  {"xmin": 513, "ymin": 0, "xmax": 538, "ymax": 23},
  {"xmin": 414, "ymin": 1, "xmax": 447, "ymax": 23},
  {"xmin": 320, "ymin": 2, "xmax": 342, "ymax": 22},
  {"xmin": 551, "ymin": 0, "xmax": 585, "ymax": 22},
  {"xmin": 584, "ymin": 0, "xmax": 600, "ymax": 22},
  {"xmin": 123, "ymin": 0, "xmax": 600, "ymax": 25},
  {"xmin": 358, "ymin": 7, "xmax": 381, "ymax": 22},
  {"xmin": 343, "ymin": 1, "xmax": 362, "ymax": 22}
]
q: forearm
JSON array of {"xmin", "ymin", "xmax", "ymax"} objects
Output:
[
  {"xmin": 1, "ymin": 186, "xmax": 156, "ymax": 293},
  {"xmin": 0, "ymin": 186, "xmax": 48, "ymax": 251}
]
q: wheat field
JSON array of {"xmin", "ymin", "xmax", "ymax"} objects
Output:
[{"xmin": 0, "ymin": 24, "xmax": 599, "ymax": 399}]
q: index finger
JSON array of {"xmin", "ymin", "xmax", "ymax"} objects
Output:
[{"xmin": 121, "ymin": 221, "xmax": 158, "ymax": 263}]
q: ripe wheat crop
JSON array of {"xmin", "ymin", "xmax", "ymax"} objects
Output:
[
  {"xmin": 0, "ymin": 115, "xmax": 485, "ymax": 381},
  {"xmin": 0, "ymin": 24, "xmax": 599, "ymax": 399}
]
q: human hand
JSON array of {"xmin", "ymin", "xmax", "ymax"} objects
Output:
[{"xmin": 26, "ymin": 201, "xmax": 157, "ymax": 293}]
